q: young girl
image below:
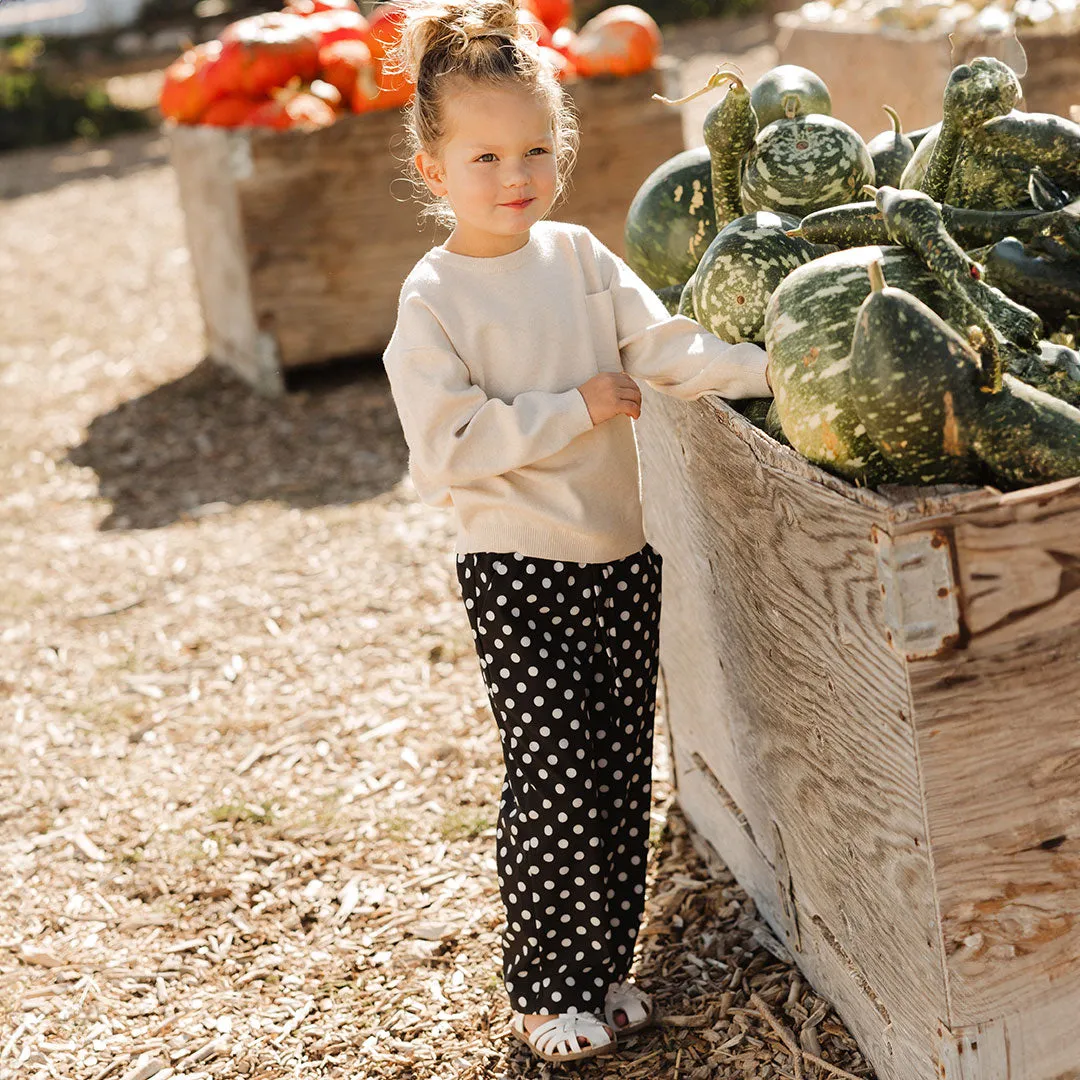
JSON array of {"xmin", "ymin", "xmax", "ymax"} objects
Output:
[{"xmin": 383, "ymin": 0, "xmax": 771, "ymax": 1063}]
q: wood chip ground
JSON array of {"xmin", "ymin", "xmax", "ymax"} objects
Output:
[{"xmin": 1, "ymin": 17, "xmax": 877, "ymax": 1079}]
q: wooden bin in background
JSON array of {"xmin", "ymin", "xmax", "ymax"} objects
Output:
[
  {"xmin": 774, "ymin": 18, "xmax": 1080, "ymax": 139},
  {"xmin": 636, "ymin": 386, "xmax": 1080, "ymax": 1080},
  {"xmin": 168, "ymin": 62, "xmax": 684, "ymax": 396}
]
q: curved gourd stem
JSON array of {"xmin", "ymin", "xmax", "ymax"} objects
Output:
[
  {"xmin": 882, "ymin": 104, "xmax": 903, "ymax": 135},
  {"xmin": 652, "ymin": 64, "xmax": 744, "ymax": 107},
  {"xmin": 867, "ymin": 260, "xmax": 887, "ymax": 293}
]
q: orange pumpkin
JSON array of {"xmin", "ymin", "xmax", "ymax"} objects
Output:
[
  {"xmin": 521, "ymin": 0, "xmax": 572, "ymax": 34},
  {"xmin": 284, "ymin": 0, "xmax": 359, "ymax": 15},
  {"xmin": 199, "ymin": 94, "xmax": 265, "ymax": 126},
  {"xmin": 567, "ymin": 5, "xmax": 661, "ymax": 78},
  {"xmin": 364, "ymin": 0, "xmax": 406, "ymax": 65},
  {"xmin": 549, "ymin": 26, "xmax": 578, "ymax": 69},
  {"xmin": 159, "ymin": 41, "xmax": 232, "ymax": 122},
  {"xmin": 318, "ymin": 38, "xmax": 376, "ymax": 102},
  {"xmin": 362, "ymin": 1, "xmax": 413, "ymax": 107},
  {"xmin": 219, "ymin": 12, "xmax": 322, "ymax": 97},
  {"xmin": 304, "ymin": 8, "xmax": 369, "ymax": 47},
  {"xmin": 246, "ymin": 88, "xmax": 338, "ymax": 130}
]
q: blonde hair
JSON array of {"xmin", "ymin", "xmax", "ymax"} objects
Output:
[{"xmin": 386, "ymin": 0, "xmax": 579, "ymax": 228}]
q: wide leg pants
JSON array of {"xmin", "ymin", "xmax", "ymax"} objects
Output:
[{"xmin": 456, "ymin": 543, "xmax": 662, "ymax": 1016}]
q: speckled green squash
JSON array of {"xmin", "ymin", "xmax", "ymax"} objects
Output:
[
  {"xmin": 624, "ymin": 147, "xmax": 715, "ymax": 290},
  {"xmin": 678, "ymin": 276, "xmax": 696, "ymax": 318},
  {"xmin": 850, "ymin": 280, "xmax": 1080, "ymax": 488},
  {"xmin": 919, "ymin": 58, "xmax": 1021, "ymax": 203},
  {"xmin": 740, "ymin": 114, "xmax": 874, "ymax": 218},
  {"xmin": 874, "ymin": 185, "xmax": 1042, "ymax": 357},
  {"xmin": 849, "ymin": 281, "xmax": 984, "ymax": 484},
  {"xmin": 655, "ymin": 284, "xmax": 685, "ymax": 315},
  {"xmin": 749, "ymin": 65, "xmax": 832, "ymax": 129},
  {"xmin": 796, "ymin": 197, "xmax": 1080, "ymax": 255},
  {"xmin": 703, "ymin": 77, "xmax": 758, "ymax": 233},
  {"xmin": 792, "ymin": 201, "xmax": 886, "ymax": 248},
  {"xmin": 763, "ymin": 245, "xmax": 974, "ymax": 484},
  {"xmin": 691, "ymin": 212, "xmax": 820, "ymax": 344},
  {"xmin": 906, "ymin": 111, "xmax": 1080, "ymax": 211}
]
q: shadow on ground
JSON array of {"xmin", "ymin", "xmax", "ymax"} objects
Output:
[{"xmin": 67, "ymin": 355, "xmax": 409, "ymax": 530}]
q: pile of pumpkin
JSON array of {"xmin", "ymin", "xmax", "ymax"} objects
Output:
[
  {"xmin": 158, "ymin": 0, "xmax": 664, "ymax": 130},
  {"xmin": 626, "ymin": 61, "xmax": 1080, "ymax": 490}
]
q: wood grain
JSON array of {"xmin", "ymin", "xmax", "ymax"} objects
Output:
[
  {"xmin": 638, "ymin": 387, "xmax": 947, "ymax": 1080},
  {"xmin": 908, "ymin": 485, "xmax": 1080, "ymax": 1026},
  {"xmin": 639, "ymin": 383, "xmax": 1080, "ymax": 1078}
]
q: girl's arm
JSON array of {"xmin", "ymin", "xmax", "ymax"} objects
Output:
[
  {"xmin": 596, "ymin": 241, "xmax": 772, "ymax": 401},
  {"xmin": 384, "ymin": 313, "xmax": 594, "ymax": 503}
]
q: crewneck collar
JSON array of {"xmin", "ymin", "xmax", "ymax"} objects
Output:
[{"xmin": 429, "ymin": 230, "xmax": 538, "ymax": 273}]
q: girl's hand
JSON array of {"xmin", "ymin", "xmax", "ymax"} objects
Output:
[{"xmin": 577, "ymin": 373, "xmax": 642, "ymax": 425}]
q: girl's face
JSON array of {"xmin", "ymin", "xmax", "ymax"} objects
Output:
[{"xmin": 416, "ymin": 82, "xmax": 558, "ymax": 258}]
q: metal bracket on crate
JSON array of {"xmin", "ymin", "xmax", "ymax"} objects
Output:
[{"xmin": 872, "ymin": 527, "xmax": 962, "ymax": 660}]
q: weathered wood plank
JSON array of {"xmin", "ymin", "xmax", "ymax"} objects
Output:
[
  {"xmin": 638, "ymin": 387, "xmax": 948, "ymax": 1079},
  {"xmin": 168, "ymin": 126, "xmax": 277, "ymax": 393},
  {"xmin": 907, "ymin": 487, "xmax": 1080, "ymax": 1027}
]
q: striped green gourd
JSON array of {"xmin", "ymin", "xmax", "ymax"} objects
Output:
[
  {"xmin": 691, "ymin": 211, "xmax": 820, "ymax": 344},
  {"xmin": 624, "ymin": 147, "xmax": 715, "ymax": 291},
  {"xmin": 740, "ymin": 113, "xmax": 874, "ymax": 218},
  {"xmin": 763, "ymin": 245, "xmax": 972, "ymax": 484}
]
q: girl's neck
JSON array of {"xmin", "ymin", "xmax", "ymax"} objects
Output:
[{"xmin": 442, "ymin": 223, "xmax": 533, "ymax": 259}]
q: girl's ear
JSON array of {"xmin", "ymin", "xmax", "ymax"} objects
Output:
[{"xmin": 416, "ymin": 150, "xmax": 448, "ymax": 197}]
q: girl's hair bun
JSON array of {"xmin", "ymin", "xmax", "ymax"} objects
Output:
[{"xmin": 390, "ymin": 1, "xmax": 534, "ymax": 84}]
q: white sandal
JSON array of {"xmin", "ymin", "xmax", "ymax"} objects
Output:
[
  {"xmin": 604, "ymin": 980, "xmax": 656, "ymax": 1035},
  {"xmin": 511, "ymin": 1009, "xmax": 617, "ymax": 1062}
]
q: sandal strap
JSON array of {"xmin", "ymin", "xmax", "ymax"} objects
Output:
[
  {"xmin": 526, "ymin": 1011, "xmax": 613, "ymax": 1056},
  {"xmin": 605, "ymin": 981, "xmax": 652, "ymax": 1026}
]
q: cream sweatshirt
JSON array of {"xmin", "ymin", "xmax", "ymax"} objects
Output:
[{"xmin": 382, "ymin": 220, "xmax": 770, "ymax": 564}]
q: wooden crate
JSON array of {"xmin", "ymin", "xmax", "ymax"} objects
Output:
[
  {"xmin": 636, "ymin": 387, "xmax": 1080, "ymax": 1080},
  {"xmin": 168, "ymin": 62, "xmax": 684, "ymax": 395},
  {"xmin": 774, "ymin": 18, "xmax": 1080, "ymax": 139}
]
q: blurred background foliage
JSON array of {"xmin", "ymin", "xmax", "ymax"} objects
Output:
[{"xmin": 0, "ymin": 37, "xmax": 150, "ymax": 151}]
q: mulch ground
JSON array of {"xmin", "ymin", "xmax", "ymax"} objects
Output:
[{"xmin": 0, "ymin": 17, "xmax": 878, "ymax": 1080}]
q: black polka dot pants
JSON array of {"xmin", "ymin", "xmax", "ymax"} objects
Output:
[{"xmin": 455, "ymin": 543, "xmax": 662, "ymax": 1017}]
